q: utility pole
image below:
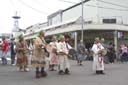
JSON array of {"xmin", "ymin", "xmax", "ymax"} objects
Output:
[{"xmin": 81, "ymin": 0, "xmax": 84, "ymax": 43}]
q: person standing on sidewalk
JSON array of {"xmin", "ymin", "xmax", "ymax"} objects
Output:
[
  {"xmin": 1, "ymin": 37, "xmax": 9, "ymax": 65},
  {"xmin": 120, "ymin": 44, "xmax": 128, "ymax": 63},
  {"xmin": 101, "ymin": 38, "xmax": 109, "ymax": 64},
  {"xmin": 10, "ymin": 38, "xmax": 16, "ymax": 65},
  {"xmin": 77, "ymin": 40, "xmax": 86, "ymax": 66},
  {"xmin": 107, "ymin": 42, "xmax": 116, "ymax": 63}
]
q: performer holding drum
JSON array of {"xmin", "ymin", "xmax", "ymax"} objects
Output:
[{"xmin": 91, "ymin": 37, "xmax": 107, "ymax": 74}]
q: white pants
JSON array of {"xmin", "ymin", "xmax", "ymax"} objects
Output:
[{"xmin": 58, "ymin": 55, "xmax": 70, "ymax": 71}]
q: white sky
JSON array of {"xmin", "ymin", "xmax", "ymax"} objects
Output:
[{"xmin": 0, "ymin": 0, "xmax": 80, "ymax": 33}]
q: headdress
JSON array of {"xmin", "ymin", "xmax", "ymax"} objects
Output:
[
  {"xmin": 101, "ymin": 38, "xmax": 105, "ymax": 43},
  {"xmin": 58, "ymin": 34, "xmax": 65, "ymax": 40},
  {"xmin": 95, "ymin": 37, "xmax": 100, "ymax": 42},
  {"xmin": 18, "ymin": 34, "xmax": 23, "ymax": 39},
  {"xmin": 52, "ymin": 35, "xmax": 57, "ymax": 41}
]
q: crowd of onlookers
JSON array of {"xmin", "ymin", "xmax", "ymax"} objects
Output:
[
  {"xmin": 68, "ymin": 41, "xmax": 128, "ymax": 64},
  {"xmin": 119, "ymin": 44, "xmax": 128, "ymax": 63},
  {"xmin": 102, "ymin": 42, "xmax": 128, "ymax": 64}
]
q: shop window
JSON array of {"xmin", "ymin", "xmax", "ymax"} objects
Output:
[{"xmin": 103, "ymin": 19, "xmax": 116, "ymax": 23}]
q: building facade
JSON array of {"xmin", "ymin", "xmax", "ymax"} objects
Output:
[
  {"xmin": 48, "ymin": 0, "xmax": 128, "ymax": 25},
  {"xmin": 24, "ymin": 0, "xmax": 128, "ymax": 51},
  {"xmin": 24, "ymin": 22, "xmax": 48, "ymax": 39}
]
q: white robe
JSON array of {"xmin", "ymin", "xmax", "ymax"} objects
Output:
[
  {"xmin": 57, "ymin": 41, "xmax": 70, "ymax": 71},
  {"xmin": 91, "ymin": 43, "xmax": 104, "ymax": 71}
]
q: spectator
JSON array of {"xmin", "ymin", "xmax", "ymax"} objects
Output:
[
  {"xmin": 120, "ymin": 44, "xmax": 128, "ymax": 63},
  {"xmin": 77, "ymin": 40, "xmax": 87, "ymax": 65},
  {"xmin": 10, "ymin": 38, "xmax": 16, "ymax": 65},
  {"xmin": 1, "ymin": 37, "xmax": 9, "ymax": 65},
  {"xmin": 107, "ymin": 42, "xmax": 116, "ymax": 63}
]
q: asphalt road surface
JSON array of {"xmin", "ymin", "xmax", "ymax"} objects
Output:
[{"xmin": 0, "ymin": 60, "xmax": 127, "ymax": 85}]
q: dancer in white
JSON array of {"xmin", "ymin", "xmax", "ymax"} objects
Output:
[
  {"xmin": 57, "ymin": 34, "xmax": 71, "ymax": 75},
  {"xmin": 91, "ymin": 37, "xmax": 106, "ymax": 74}
]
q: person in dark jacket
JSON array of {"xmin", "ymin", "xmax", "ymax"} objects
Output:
[
  {"xmin": 10, "ymin": 38, "xmax": 16, "ymax": 65},
  {"xmin": 77, "ymin": 40, "xmax": 86, "ymax": 65},
  {"xmin": 108, "ymin": 42, "xmax": 116, "ymax": 63}
]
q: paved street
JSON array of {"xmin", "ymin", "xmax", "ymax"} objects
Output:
[{"xmin": 0, "ymin": 60, "xmax": 128, "ymax": 85}]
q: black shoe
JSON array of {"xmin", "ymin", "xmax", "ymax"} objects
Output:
[
  {"xmin": 41, "ymin": 67, "xmax": 47, "ymax": 77},
  {"xmin": 79, "ymin": 63, "xmax": 83, "ymax": 66},
  {"xmin": 41, "ymin": 71, "xmax": 47, "ymax": 77},
  {"xmin": 35, "ymin": 71, "xmax": 41, "ymax": 78},
  {"xmin": 49, "ymin": 68, "xmax": 56, "ymax": 71},
  {"xmin": 96, "ymin": 71, "xmax": 100, "ymax": 74},
  {"xmin": 65, "ymin": 68, "xmax": 70, "ymax": 75},
  {"xmin": 58, "ymin": 70, "xmax": 64, "ymax": 75},
  {"xmin": 101, "ymin": 72, "xmax": 105, "ymax": 75},
  {"xmin": 100, "ymin": 71, "xmax": 105, "ymax": 75}
]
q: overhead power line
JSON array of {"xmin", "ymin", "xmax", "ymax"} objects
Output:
[
  {"xmin": 32, "ymin": 0, "xmax": 43, "ymax": 5},
  {"xmin": 31, "ymin": 0, "xmax": 51, "ymax": 11},
  {"xmin": 86, "ymin": 4, "xmax": 128, "ymax": 11},
  {"xmin": 18, "ymin": 0, "xmax": 49, "ymax": 14},
  {"xmin": 59, "ymin": 0, "xmax": 128, "ymax": 12},
  {"xmin": 9, "ymin": 0, "xmax": 19, "ymax": 11},
  {"xmin": 59, "ymin": 0, "xmax": 76, "ymax": 4},
  {"xmin": 32, "ymin": 0, "xmax": 46, "ymax": 6},
  {"xmin": 98, "ymin": 0, "xmax": 128, "ymax": 9}
]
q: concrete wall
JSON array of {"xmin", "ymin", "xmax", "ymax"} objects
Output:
[
  {"xmin": 62, "ymin": 0, "xmax": 97, "ymax": 23},
  {"xmin": 48, "ymin": 0, "xmax": 128, "ymax": 25},
  {"xmin": 51, "ymin": 14, "xmax": 62, "ymax": 25},
  {"xmin": 98, "ymin": 0, "xmax": 128, "ymax": 24}
]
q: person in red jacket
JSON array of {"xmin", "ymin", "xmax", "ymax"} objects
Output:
[{"xmin": 1, "ymin": 37, "xmax": 9, "ymax": 65}]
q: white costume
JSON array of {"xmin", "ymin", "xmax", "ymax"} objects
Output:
[
  {"xmin": 91, "ymin": 43, "xmax": 105, "ymax": 71},
  {"xmin": 57, "ymin": 41, "xmax": 71, "ymax": 71}
]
